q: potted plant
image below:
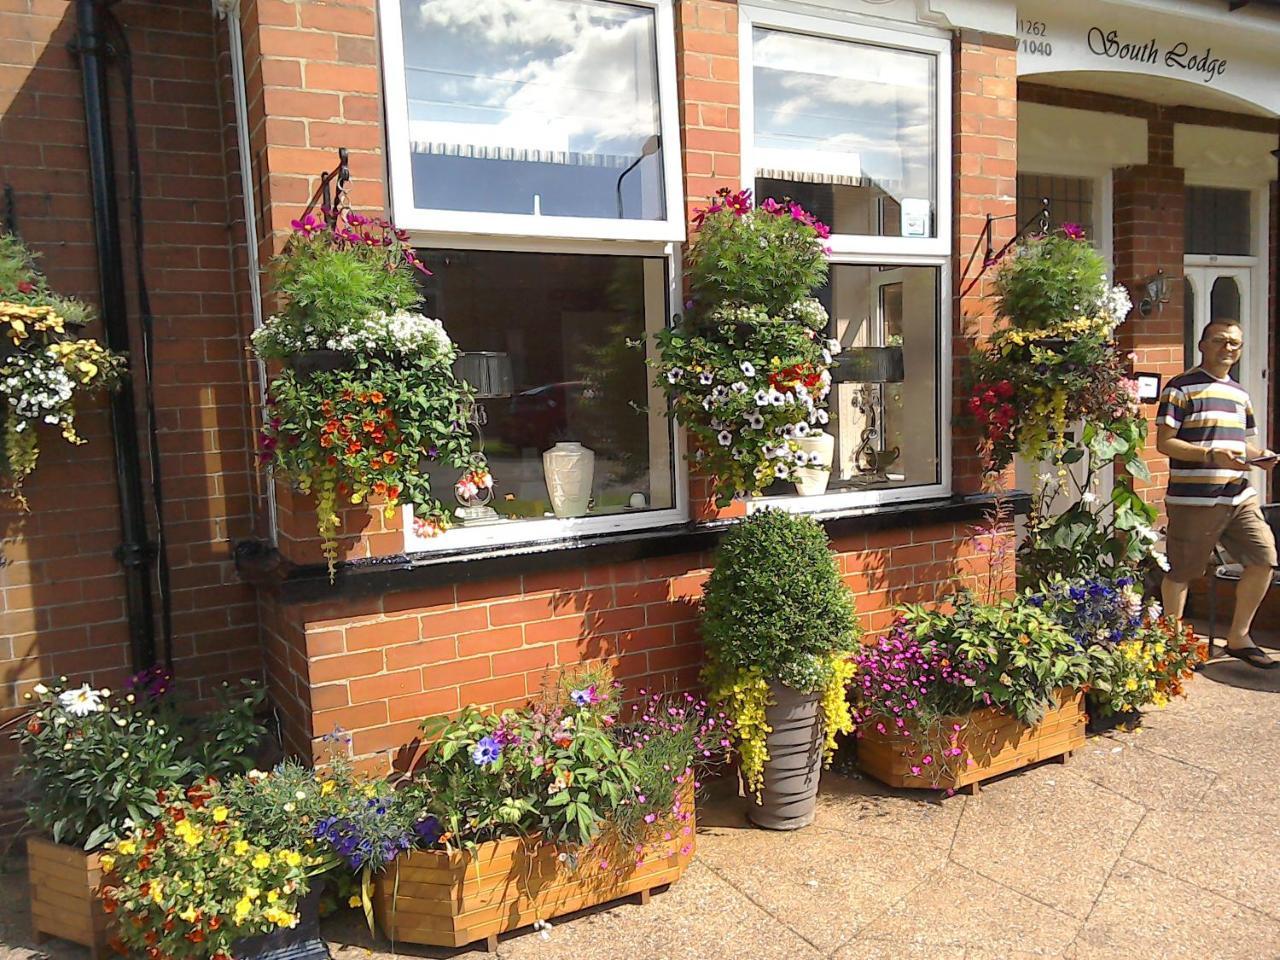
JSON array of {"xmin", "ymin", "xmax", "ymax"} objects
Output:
[
  {"xmin": 701, "ymin": 510, "xmax": 858, "ymax": 829},
  {"xmin": 1029, "ymin": 574, "xmax": 1207, "ymax": 730},
  {"xmin": 853, "ymin": 591, "xmax": 1095, "ymax": 795},
  {"xmin": 373, "ymin": 669, "xmax": 728, "ymax": 950},
  {"xmin": 13, "ymin": 676, "xmax": 270, "ymax": 957},
  {"xmin": 0, "ymin": 233, "xmax": 125, "ymax": 503},
  {"xmin": 252, "ymin": 207, "xmax": 484, "ymax": 574},
  {"xmin": 652, "ymin": 189, "xmax": 840, "ymax": 505}
]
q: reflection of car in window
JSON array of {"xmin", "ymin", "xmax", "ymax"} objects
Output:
[{"xmin": 494, "ymin": 381, "xmax": 586, "ymax": 452}]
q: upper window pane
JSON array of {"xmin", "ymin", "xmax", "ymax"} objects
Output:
[
  {"xmin": 752, "ymin": 27, "xmax": 937, "ymax": 239},
  {"xmin": 398, "ymin": 0, "xmax": 666, "ymax": 220},
  {"xmin": 1185, "ymin": 186, "xmax": 1251, "ymax": 256}
]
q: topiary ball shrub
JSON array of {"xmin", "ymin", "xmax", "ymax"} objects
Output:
[{"xmin": 701, "ymin": 509, "xmax": 858, "ymax": 692}]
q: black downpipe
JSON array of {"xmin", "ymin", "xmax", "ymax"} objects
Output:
[{"xmin": 71, "ymin": 0, "xmax": 156, "ymax": 672}]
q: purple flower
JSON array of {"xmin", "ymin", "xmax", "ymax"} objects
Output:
[
  {"xmin": 471, "ymin": 735, "xmax": 502, "ymax": 767},
  {"xmin": 1062, "ymin": 222, "xmax": 1086, "ymax": 241}
]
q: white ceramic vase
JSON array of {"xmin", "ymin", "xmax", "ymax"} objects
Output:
[
  {"xmin": 793, "ymin": 431, "xmax": 834, "ymax": 497},
  {"xmin": 542, "ymin": 442, "xmax": 595, "ymax": 518}
]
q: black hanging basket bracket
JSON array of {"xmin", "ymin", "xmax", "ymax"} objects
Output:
[
  {"xmin": 300, "ymin": 147, "xmax": 350, "ymax": 227},
  {"xmin": 959, "ymin": 197, "xmax": 1051, "ymax": 300}
]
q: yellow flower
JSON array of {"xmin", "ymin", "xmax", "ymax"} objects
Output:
[
  {"xmin": 252, "ymin": 852, "xmax": 271, "ymax": 870},
  {"xmin": 179, "ymin": 906, "xmax": 198, "ymax": 923},
  {"xmin": 234, "ymin": 898, "xmax": 252, "ymax": 921},
  {"xmin": 116, "ymin": 839, "xmax": 137, "ymax": 855},
  {"xmin": 282, "ymin": 850, "xmax": 302, "ymax": 868},
  {"xmin": 362, "ymin": 784, "xmax": 377, "ymax": 798},
  {"xmin": 234, "ymin": 840, "xmax": 250, "ymax": 856},
  {"xmin": 150, "ymin": 881, "xmax": 165, "ymax": 903},
  {"xmin": 212, "ymin": 806, "xmax": 229, "ymax": 823},
  {"xmin": 245, "ymin": 886, "xmax": 261, "ymax": 900},
  {"xmin": 1124, "ymin": 678, "xmax": 1139, "ymax": 692},
  {"xmin": 267, "ymin": 889, "xmax": 280, "ymax": 904},
  {"xmin": 99, "ymin": 854, "xmax": 116, "ymax": 873},
  {"xmin": 347, "ymin": 895, "xmax": 362, "ymax": 909},
  {"xmin": 320, "ymin": 780, "xmax": 335, "ymax": 797}
]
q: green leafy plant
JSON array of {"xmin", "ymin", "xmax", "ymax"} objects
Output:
[
  {"xmin": 652, "ymin": 189, "xmax": 837, "ymax": 504},
  {"xmin": 416, "ymin": 668, "xmax": 727, "ymax": 852},
  {"xmin": 253, "ymin": 207, "xmax": 482, "ymax": 574},
  {"xmin": 13, "ymin": 680, "xmax": 195, "ymax": 850},
  {"xmin": 0, "ymin": 232, "xmax": 125, "ymax": 501},
  {"xmin": 700, "ymin": 509, "xmax": 859, "ymax": 795}
]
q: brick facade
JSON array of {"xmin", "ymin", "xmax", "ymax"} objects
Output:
[
  {"xmin": 0, "ymin": 0, "xmax": 262, "ymax": 791},
  {"xmin": 2, "ymin": 0, "xmax": 1274, "ymax": 778}
]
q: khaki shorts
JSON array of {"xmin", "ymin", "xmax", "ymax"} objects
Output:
[{"xmin": 1166, "ymin": 499, "xmax": 1278, "ymax": 582}]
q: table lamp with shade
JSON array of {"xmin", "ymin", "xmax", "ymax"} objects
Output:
[{"xmin": 832, "ymin": 345, "xmax": 905, "ymax": 480}]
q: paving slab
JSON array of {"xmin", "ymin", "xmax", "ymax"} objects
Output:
[
  {"xmin": 949, "ymin": 761, "xmax": 1144, "ymax": 918},
  {"xmin": 1068, "ymin": 732, "xmax": 1217, "ymax": 811},
  {"xmin": 1071, "ymin": 858, "xmax": 1280, "ymax": 960}
]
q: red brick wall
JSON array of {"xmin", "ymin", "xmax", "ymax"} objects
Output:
[
  {"xmin": 1112, "ymin": 117, "xmax": 1186, "ymax": 513},
  {"xmin": 238, "ymin": 5, "xmax": 1020, "ymax": 770},
  {"xmin": 953, "ymin": 31, "xmax": 1018, "ymax": 494},
  {"xmin": 0, "ymin": 1, "xmax": 263, "ymax": 789}
]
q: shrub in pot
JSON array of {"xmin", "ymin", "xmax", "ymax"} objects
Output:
[{"xmin": 701, "ymin": 509, "xmax": 858, "ymax": 829}]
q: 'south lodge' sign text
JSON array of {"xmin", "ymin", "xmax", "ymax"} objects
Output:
[{"xmin": 1086, "ymin": 27, "xmax": 1227, "ymax": 83}]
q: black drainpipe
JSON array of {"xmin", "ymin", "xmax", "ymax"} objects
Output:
[{"xmin": 71, "ymin": 0, "xmax": 156, "ymax": 672}]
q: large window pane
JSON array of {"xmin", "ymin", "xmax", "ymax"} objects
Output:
[
  {"xmin": 1186, "ymin": 186, "xmax": 1251, "ymax": 255},
  {"xmin": 398, "ymin": 0, "xmax": 666, "ymax": 220},
  {"xmin": 1017, "ymin": 174, "xmax": 1094, "ymax": 237},
  {"xmin": 416, "ymin": 250, "xmax": 673, "ymax": 526},
  {"xmin": 759, "ymin": 264, "xmax": 941, "ymax": 497},
  {"xmin": 752, "ymin": 27, "xmax": 937, "ymax": 239}
]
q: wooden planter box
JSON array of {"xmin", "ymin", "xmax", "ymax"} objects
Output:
[
  {"xmin": 857, "ymin": 689, "xmax": 1086, "ymax": 795},
  {"xmin": 27, "ymin": 836, "xmax": 112, "ymax": 960},
  {"xmin": 374, "ymin": 791, "xmax": 696, "ymax": 951}
]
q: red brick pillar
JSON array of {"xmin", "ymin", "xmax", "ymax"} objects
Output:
[
  {"xmin": 953, "ymin": 31, "xmax": 1018, "ymax": 495},
  {"xmin": 675, "ymin": 0, "xmax": 746, "ymax": 521},
  {"xmin": 1113, "ymin": 116, "xmax": 1185, "ymax": 515}
]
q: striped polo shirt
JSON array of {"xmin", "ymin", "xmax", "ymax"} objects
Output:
[{"xmin": 1157, "ymin": 367, "xmax": 1257, "ymax": 507}]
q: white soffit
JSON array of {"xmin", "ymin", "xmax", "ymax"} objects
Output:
[
  {"xmin": 1015, "ymin": 0, "xmax": 1280, "ymax": 118},
  {"xmin": 1018, "ymin": 102, "xmax": 1147, "ymax": 172},
  {"xmin": 1175, "ymin": 125, "xmax": 1280, "ymax": 186}
]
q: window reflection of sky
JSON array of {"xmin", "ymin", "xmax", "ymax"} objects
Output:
[
  {"xmin": 400, "ymin": 0, "xmax": 666, "ymax": 218},
  {"xmin": 753, "ymin": 28, "xmax": 934, "ymax": 203}
]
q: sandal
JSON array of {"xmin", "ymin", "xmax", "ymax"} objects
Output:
[{"xmin": 1223, "ymin": 644, "xmax": 1279, "ymax": 670}]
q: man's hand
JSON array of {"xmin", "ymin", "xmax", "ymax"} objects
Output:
[
  {"xmin": 1252, "ymin": 450, "xmax": 1279, "ymax": 472},
  {"xmin": 1208, "ymin": 448, "xmax": 1249, "ymax": 470}
]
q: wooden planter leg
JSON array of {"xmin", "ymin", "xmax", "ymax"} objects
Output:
[
  {"xmin": 638, "ymin": 888, "xmax": 652, "ymax": 906},
  {"xmin": 485, "ymin": 932, "xmax": 499, "ymax": 953},
  {"xmin": 1054, "ymin": 751, "xmax": 1072, "ymax": 764},
  {"xmin": 966, "ymin": 780, "xmax": 981, "ymax": 796}
]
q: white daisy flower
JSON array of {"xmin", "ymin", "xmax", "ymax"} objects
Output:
[{"xmin": 58, "ymin": 684, "xmax": 104, "ymax": 717}]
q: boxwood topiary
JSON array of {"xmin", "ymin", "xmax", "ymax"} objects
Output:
[{"xmin": 701, "ymin": 509, "xmax": 858, "ymax": 693}]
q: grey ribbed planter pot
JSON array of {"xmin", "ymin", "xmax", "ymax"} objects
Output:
[{"xmin": 747, "ymin": 681, "xmax": 824, "ymax": 830}]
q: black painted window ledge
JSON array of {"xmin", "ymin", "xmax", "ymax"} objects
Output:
[{"xmin": 237, "ymin": 491, "xmax": 1030, "ymax": 605}]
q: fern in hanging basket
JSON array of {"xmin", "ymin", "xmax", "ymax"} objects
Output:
[
  {"xmin": 253, "ymin": 208, "xmax": 483, "ymax": 575},
  {"xmin": 0, "ymin": 233, "xmax": 126, "ymax": 504}
]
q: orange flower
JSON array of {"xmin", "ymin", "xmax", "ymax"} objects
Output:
[
  {"xmin": 373, "ymin": 480, "xmax": 387, "ymax": 495},
  {"xmin": 319, "ymin": 434, "xmax": 333, "ymax": 448},
  {"xmin": 382, "ymin": 450, "xmax": 397, "ymax": 465},
  {"xmin": 369, "ymin": 390, "xmax": 385, "ymax": 404},
  {"xmin": 341, "ymin": 389, "xmax": 354, "ymax": 401},
  {"xmin": 320, "ymin": 400, "xmax": 334, "ymax": 415},
  {"xmin": 321, "ymin": 420, "xmax": 338, "ymax": 434},
  {"xmin": 387, "ymin": 485, "xmax": 400, "ymax": 499},
  {"xmin": 362, "ymin": 419, "xmax": 376, "ymax": 433},
  {"xmin": 369, "ymin": 459, "xmax": 381, "ymax": 471}
]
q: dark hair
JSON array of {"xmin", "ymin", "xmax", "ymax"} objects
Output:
[{"xmin": 1199, "ymin": 319, "xmax": 1242, "ymax": 345}]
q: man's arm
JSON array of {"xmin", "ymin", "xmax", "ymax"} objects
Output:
[{"xmin": 1156, "ymin": 425, "xmax": 1248, "ymax": 469}]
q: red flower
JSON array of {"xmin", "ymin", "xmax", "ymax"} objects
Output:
[
  {"xmin": 17, "ymin": 280, "xmax": 33, "ymax": 294},
  {"xmin": 994, "ymin": 380, "xmax": 1014, "ymax": 399},
  {"xmin": 137, "ymin": 855, "xmax": 152, "ymax": 871},
  {"xmin": 26, "ymin": 719, "xmax": 42, "ymax": 735},
  {"xmin": 185, "ymin": 929, "xmax": 205, "ymax": 944},
  {"xmin": 156, "ymin": 789, "xmax": 167, "ymax": 804},
  {"xmin": 382, "ymin": 450, "xmax": 397, "ymax": 465}
]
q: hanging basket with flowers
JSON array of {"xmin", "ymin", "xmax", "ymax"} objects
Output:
[
  {"xmin": 651, "ymin": 189, "xmax": 838, "ymax": 506},
  {"xmin": 0, "ymin": 233, "xmax": 126, "ymax": 503},
  {"xmin": 252, "ymin": 207, "xmax": 484, "ymax": 574}
]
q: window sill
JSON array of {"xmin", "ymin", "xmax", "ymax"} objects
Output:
[{"xmin": 244, "ymin": 491, "xmax": 1029, "ymax": 605}]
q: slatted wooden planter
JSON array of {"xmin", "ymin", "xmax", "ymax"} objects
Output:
[
  {"xmin": 374, "ymin": 790, "xmax": 696, "ymax": 951},
  {"xmin": 27, "ymin": 836, "xmax": 112, "ymax": 960},
  {"xmin": 857, "ymin": 689, "xmax": 1086, "ymax": 795}
]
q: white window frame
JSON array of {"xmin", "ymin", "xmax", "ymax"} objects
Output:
[
  {"xmin": 739, "ymin": 8, "xmax": 953, "ymax": 514},
  {"xmin": 400, "ymin": 237, "xmax": 689, "ymax": 554},
  {"xmin": 379, "ymin": 0, "xmax": 686, "ymax": 244},
  {"xmin": 739, "ymin": 7, "xmax": 953, "ymax": 258}
]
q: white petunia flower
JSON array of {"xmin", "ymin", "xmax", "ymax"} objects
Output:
[
  {"xmin": 666, "ymin": 368, "xmax": 684, "ymax": 384},
  {"xmin": 794, "ymin": 422, "xmax": 810, "ymax": 438},
  {"xmin": 698, "ymin": 371, "xmax": 714, "ymax": 386},
  {"xmin": 740, "ymin": 360, "xmax": 756, "ymax": 377},
  {"xmin": 754, "ymin": 389, "xmax": 770, "ymax": 407},
  {"xmin": 747, "ymin": 413, "xmax": 764, "ymax": 430},
  {"xmin": 774, "ymin": 462, "xmax": 790, "ymax": 479},
  {"xmin": 816, "ymin": 409, "xmax": 829, "ymax": 425},
  {"xmin": 717, "ymin": 430, "xmax": 733, "ymax": 446},
  {"xmin": 730, "ymin": 382, "xmax": 749, "ymax": 395}
]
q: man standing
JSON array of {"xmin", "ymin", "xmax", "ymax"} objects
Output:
[{"xmin": 1156, "ymin": 319, "xmax": 1278, "ymax": 668}]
